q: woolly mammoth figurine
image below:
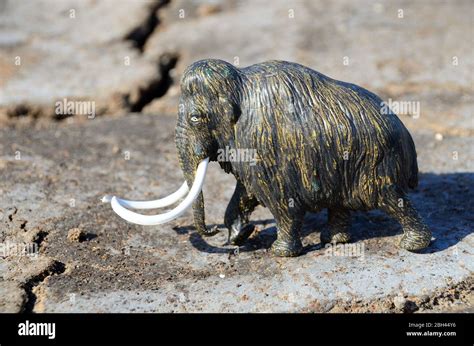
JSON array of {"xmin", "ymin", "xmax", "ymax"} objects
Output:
[{"xmin": 102, "ymin": 59, "xmax": 431, "ymax": 257}]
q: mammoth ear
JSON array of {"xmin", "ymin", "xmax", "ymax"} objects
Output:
[
  {"xmin": 231, "ymin": 103, "xmax": 242, "ymax": 124},
  {"xmin": 218, "ymin": 95, "xmax": 241, "ymax": 124}
]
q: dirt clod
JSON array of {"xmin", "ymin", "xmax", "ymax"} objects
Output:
[
  {"xmin": 393, "ymin": 294, "xmax": 407, "ymax": 310},
  {"xmin": 67, "ymin": 228, "xmax": 86, "ymax": 243}
]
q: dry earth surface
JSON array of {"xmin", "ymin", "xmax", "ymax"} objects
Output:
[{"xmin": 0, "ymin": 0, "xmax": 472, "ymax": 312}]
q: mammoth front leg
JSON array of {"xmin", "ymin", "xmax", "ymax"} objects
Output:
[
  {"xmin": 224, "ymin": 180, "xmax": 259, "ymax": 245},
  {"xmin": 270, "ymin": 210, "xmax": 304, "ymax": 257}
]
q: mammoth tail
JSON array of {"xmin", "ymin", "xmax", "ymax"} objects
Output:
[
  {"xmin": 407, "ymin": 135, "xmax": 419, "ymax": 189},
  {"xmin": 408, "ymin": 158, "xmax": 418, "ymax": 189}
]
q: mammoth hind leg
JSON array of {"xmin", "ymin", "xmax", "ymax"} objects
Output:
[
  {"xmin": 379, "ymin": 186, "xmax": 431, "ymax": 251},
  {"xmin": 224, "ymin": 180, "xmax": 259, "ymax": 245},
  {"xmin": 320, "ymin": 208, "xmax": 351, "ymax": 245}
]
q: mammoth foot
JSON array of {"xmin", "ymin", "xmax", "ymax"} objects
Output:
[
  {"xmin": 228, "ymin": 223, "xmax": 255, "ymax": 245},
  {"xmin": 271, "ymin": 238, "xmax": 302, "ymax": 257},
  {"xmin": 320, "ymin": 229, "xmax": 351, "ymax": 245},
  {"xmin": 399, "ymin": 229, "xmax": 432, "ymax": 252}
]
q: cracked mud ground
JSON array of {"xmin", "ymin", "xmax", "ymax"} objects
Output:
[
  {"xmin": 1, "ymin": 114, "xmax": 473, "ymax": 312},
  {"xmin": 0, "ymin": 0, "xmax": 473, "ymax": 312}
]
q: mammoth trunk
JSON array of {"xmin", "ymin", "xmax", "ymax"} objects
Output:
[
  {"xmin": 101, "ymin": 126, "xmax": 209, "ymax": 226},
  {"xmin": 176, "ymin": 126, "xmax": 213, "ymax": 236}
]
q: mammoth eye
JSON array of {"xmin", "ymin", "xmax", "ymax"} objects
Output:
[{"xmin": 189, "ymin": 114, "xmax": 202, "ymax": 124}]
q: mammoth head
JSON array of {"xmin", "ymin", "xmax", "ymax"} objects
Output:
[
  {"xmin": 177, "ymin": 59, "xmax": 243, "ymax": 160},
  {"xmin": 102, "ymin": 59, "xmax": 243, "ymax": 235}
]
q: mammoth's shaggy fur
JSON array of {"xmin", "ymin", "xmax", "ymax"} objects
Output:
[{"xmin": 176, "ymin": 59, "xmax": 431, "ymax": 257}]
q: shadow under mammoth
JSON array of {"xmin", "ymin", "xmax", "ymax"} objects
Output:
[{"xmin": 174, "ymin": 172, "xmax": 473, "ymax": 256}]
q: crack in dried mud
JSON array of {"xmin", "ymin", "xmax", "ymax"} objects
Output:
[
  {"xmin": 127, "ymin": 53, "xmax": 179, "ymax": 112},
  {"xmin": 20, "ymin": 260, "xmax": 66, "ymax": 313},
  {"xmin": 125, "ymin": 0, "xmax": 170, "ymax": 52}
]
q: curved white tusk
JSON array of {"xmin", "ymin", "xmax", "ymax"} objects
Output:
[
  {"xmin": 101, "ymin": 182, "xmax": 189, "ymax": 209},
  {"xmin": 104, "ymin": 158, "xmax": 209, "ymax": 226}
]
